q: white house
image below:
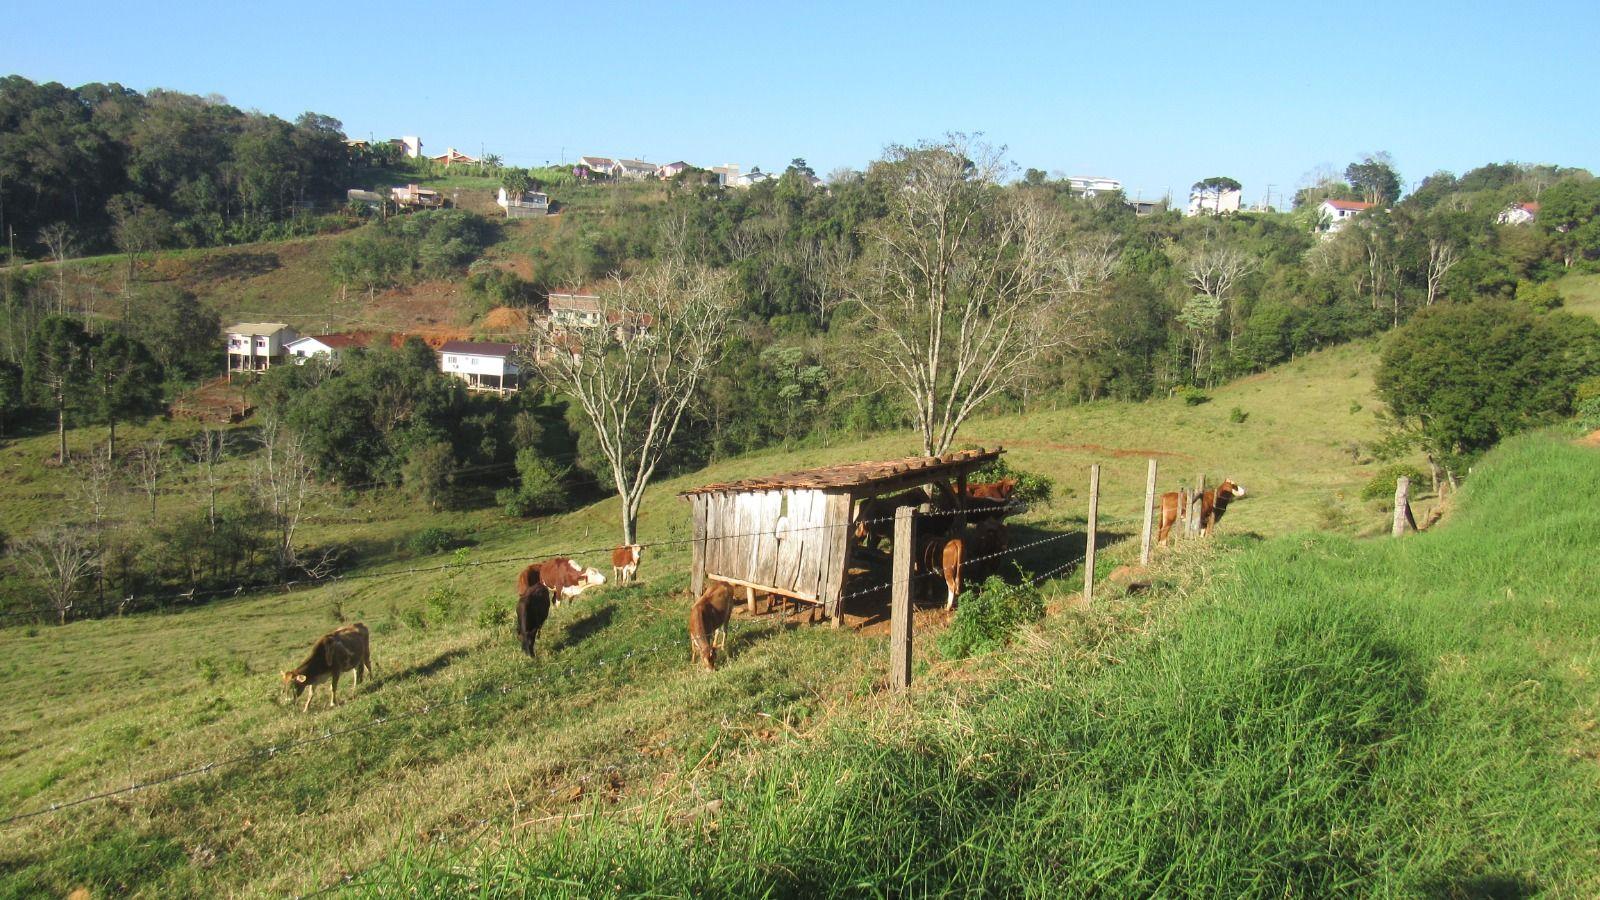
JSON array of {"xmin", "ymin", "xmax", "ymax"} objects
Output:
[
  {"xmin": 576, "ymin": 156, "xmax": 614, "ymax": 179},
  {"xmin": 1496, "ymin": 201, "xmax": 1540, "ymax": 226},
  {"xmin": 437, "ymin": 340, "xmax": 521, "ymax": 395},
  {"xmin": 612, "ymin": 159, "xmax": 657, "ymax": 180},
  {"xmin": 225, "ymin": 323, "xmax": 299, "ymax": 380},
  {"xmin": 285, "ymin": 332, "xmax": 382, "ymax": 364},
  {"xmin": 400, "ymin": 136, "xmax": 423, "ymax": 159},
  {"xmin": 657, "ymin": 161, "xmax": 691, "ymax": 179},
  {"xmin": 708, "ymin": 163, "xmax": 741, "ymax": 187},
  {"xmin": 1318, "ymin": 198, "xmax": 1375, "ymax": 234},
  {"xmin": 1187, "ymin": 186, "xmax": 1243, "ymax": 217},
  {"xmin": 1067, "ymin": 175, "xmax": 1122, "ymax": 197},
  {"xmin": 391, "ymin": 183, "xmax": 443, "ymax": 208},
  {"xmin": 733, "ymin": 169, "xmax": 774, "ymax": 188},
  {"xmin": 496, "ymin": 187, "xmax": 550, "ymax": 218},
  {"xmin": 548, "ymin": 292, "xmax": 604, "ymax": 328}
]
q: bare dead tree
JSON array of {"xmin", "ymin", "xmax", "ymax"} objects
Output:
[
  {"xmin": 1425, "ymin": 238, "xmax": 1461, "ymax": 307},
  {"xmin": 847, "ymin": 135, "xmax": 1107, "ymax": 457},
  {"xmin": 529, "ymin": 264, "xmax": 734, "ymax": 544},
  {"xmin": 251, "ymin": 417, "xmax": 315, "ymax": 576},
  {"xmin": 1183, "ymin": 241, "xmax": 1259, "ymax": 347},
  {"xmin": 133, "ymin": 438, "xmax": 167, "ymax": 518},
  {"xmin": 14, "ymin": 526, "xmax": 97, "ymax": 624},
  {"xmin": 812, "ymin": 236, "xmax": 857, "ymax": 326},
  {"xmin": 71, "ymin": 451, "xmax": 116, "ymax": 601},
  {"xmin": 38, "ymin": 222, "xmax": 75, "ymax": 316},
  {"xmin": 190, "ymin": 426, "xmax": 226, "ymax": 532}
]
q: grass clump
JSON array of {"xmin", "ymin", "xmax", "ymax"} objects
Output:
[{"xmin": 1359, "ymin": 462, "xmax": 1430, "ymax": 500}]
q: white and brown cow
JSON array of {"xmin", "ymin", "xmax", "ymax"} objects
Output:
[
  {"xmin": 282, "ymin": 623, "xmax": 373, "ymax": 712},
  {"xmin": 516, "ymin": 557, "xmax": 607, "ymax": 608},
  {"xmin": 1156, "ymin": 480, "xmax": 1247, "ymax": 543},
  {"xmin": 611, "ymin": 544, "xmax": 643, "ymax": 584},
  {"xmin": 921, "ymin": 536, "xmax": 965, "ymax": 610}
]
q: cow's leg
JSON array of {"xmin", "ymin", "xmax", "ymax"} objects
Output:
[
  {"xmin": 303, "ymin": 686, "xmax": 314, "ymax": 713},
  {"xmin": 329, "ymin": 672, "xmax": 339, "ymax": 708}
]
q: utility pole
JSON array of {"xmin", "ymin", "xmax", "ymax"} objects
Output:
[{"xmin": 1264, "ymin": 183, "xmax": 1275, "ymax": 211}]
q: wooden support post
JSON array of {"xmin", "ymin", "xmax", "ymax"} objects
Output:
[
  {"xmin": 746, "ymin": 585, "xmax": 757, "ymax": 615},
  {"xmin": 1139, "ymin": 458, "xmax": 1158, "ymax": 565},
  {"xmin": 1178, "ymin": 487, "xmax": 1191, "ymax": 540},
  {"xmin": 1189, "ymin": 473, "xmax": 1206, "ymax": 536},
  {"xmin": 1392, "ymin": 476, "xmax": 1411, "ymax": 538},
  {"xmin": 1083, "ymin": 464, "xmax": 1100, "ymax": 605},
  {"xmin": 889, "ymin": 505, "xmax": 915, "ymax": 690}
]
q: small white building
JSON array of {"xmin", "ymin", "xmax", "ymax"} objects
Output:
[
  {"xmin": 1066, "ymin": 175, "xmax": 1122, "ymax": 197},
  {"xmin": 576, "ymin": 156, "xmax": 614, "ymax": 179},
  {"xmin": 548, "ymin": 292, "xmax": 604, "ymax": 328},
  {"xmin": 1318, "ymin": 198, "xmax": 1375, "ymax": 234},
  {"xmin": 612, "ymin": 159, "xmax": 657, "ymax": 180},
  {"xmin": 437, "ymin": 340, "xmax": 522, "ymax": 395},
  {"xmin": 708, "ymin": 163, "xmax": 741, "ymax": 187},
  {"xmin": 1187, "ymin": 186, "xmax": 1243, "ymax": 217},
  {"xmin": 285, "ymin": 332, "xmax": 382, "ymax": 364},
  {"xmin": 733, "ymin": 169, "xmax": 774, "ymax": 188},
  {"xmin": 400, "ymin": 136, "xmax": 423, "ymax": 159},
  {"xmin": 657, "ymin": 161, "xmax": 691, "ymax": 179},
  {"xmin": 1496, "ymin": 201, "xmax": 1540, "ymax": 226},
  {"xmin": 225, "ymin": 323, "xmax": 299, "ymax": 380},
  {"xmin": 496, "ymin": 187, "xmax": 550, "ymax": 218},
  {"xmin": 392, "ymin": 183, "xmax": 443, "ymax": 208}
]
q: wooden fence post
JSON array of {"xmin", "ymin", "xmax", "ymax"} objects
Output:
[
  {"xmin": 889, "ymin": 505, "xmax": 915, "ymax": 690},
  {"xmin": 1177, "ymin": 488, "xmax": 1191, "ymax": 539},
  {"xmin": 1139, "ymin": 458, "xmax": 1158, "ymax": 565},
  {"xmin": 1083, "ymin": 465, "xmax": 1100, "ymax": 605},
  {"xmin": 1188, "ymin": 474, "xmax": 1206, "ymax": 536},
  {"xmin": 1392, "ymin": 476, "xmax": 1411, "ymax": 538}
]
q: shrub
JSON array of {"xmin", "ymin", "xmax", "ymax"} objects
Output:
[
  {"xmin": 408, "ymin": 527, "xmax": 456, "ymax": 556},
  {"xmin": 1576, "ymin": 396, "xmax": 1600, "ymax": 431},
  {"xmin": 1360, "ymin": 463, "xmax": 1430, "ymax": 501},
  {"xmin": 194, "ymin": 656, "xmax": 222, "ymax": 684},
  {"xmin": 1178, "ymin": 386, "xmax": 1211, "ymax": 406},
  {"xmin": 398, "ymin": 608, "xmax": 427, "ymax": 631},
  {"xmin": 499, "ymin": 448, "xmax": 571, "ymax": 518},
  {"xmin": 1576, "ymin": 376, "xmax": 1600, "ymax": 405},
  {"xmin": 424, "ymin": 586, "xmax": 464, "ymax": 624},
  {"xmin": 937, "ymin": 571, "xmax": 1045, "ymax": 660},
  {"xmin": 403, "ymin": 441, "xmax": 458, "ymax": 511},
  {"xmin": 1229, "ymin": 406, "xmax": 1248, "ymax": 424},
  {"xmin": 477, "ymin": 599, "xmax": 512, "ymax": 631}
]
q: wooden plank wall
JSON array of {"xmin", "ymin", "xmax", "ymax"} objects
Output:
[{"xmin": 701, "ymin": 489, "xmax": 836, "ymax": 602}]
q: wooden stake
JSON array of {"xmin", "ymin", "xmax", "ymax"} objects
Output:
[
  {"xmin": 889, "ymin": 505, "xmax": 915, "ymax": 690},
  {"xmin": 1083, "ymin": 464, "xmax": 1100, "ymax": 605},
  {"xmin": 1189, "ymin": 473, "xmax": 1206, "ymax": 536},
  {"xmin": 1392, "ymin": 476, "xmax": 1411, "ymax": 538},
  {"xmin": 1139, "ymin": 458, "xmax": 1158, "ymax": 565},
  {"xmin": 745, "ymin": 584, "xmax": 757, "ymax": 616}
]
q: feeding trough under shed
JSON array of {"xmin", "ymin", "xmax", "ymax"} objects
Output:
[{"xmin": 680, "ymin": 447, "xmax": 1004, "ymax": 625}]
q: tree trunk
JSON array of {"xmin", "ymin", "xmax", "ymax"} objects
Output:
[
  {"xmin": 56, "ymin": 398, "xmax": 67, "ymax": 464},
  {"xmin": 107, "ymin": 419, "xmax": 116, "ymax": 462},
  {"xmin": 620, "ymin": 498, "xmax": 638, "ymax": 546}
]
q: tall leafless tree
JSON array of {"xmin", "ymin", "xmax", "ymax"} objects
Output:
[
  {"xmin": 1425, "ymin": 238, "xmax": 1461, "ymax": 307},
  {"xmin": 191, "ymin": 426, "xmax": 226, "ymax": 532},
  {"xmin": 251, "ymin": 418, "xmax": 315, "ymax": 575},
  {"xmin": 14, "ymin": 526, "xmax": 97, "ymax": 624},
  {"xmin": 1183, "ymin": 241, "xmax": 1259, "ymax": 349},
  {"xmin": 847, "ymin": 135, "xmax": 1111, "ymax": 457},
  {"xmin": 133, "ymin": 438, "xmax": 167, "ymax": 518},
  {"xmin": 529, "ymin": 264, "xmax": 734, "ymax": 544},
  {"xmin": 38, "ymin": 222, "xmax": 74, "ymax": 316},
  {"xmin": 72, "ymin": 451, "xmax": 116, "ymax": 601}
]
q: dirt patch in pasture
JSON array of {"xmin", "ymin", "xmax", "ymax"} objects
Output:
[
  {"xmin": 1579, "ymin": 428, "xmax": 1600, "ymax": 447},
  {"xmin": 480, "ymin": 306, "xmax": 530, "ymax": 331},
  {"xmin": 980, "ymin": 438, "xmax": 1193, "ymax": 460}
]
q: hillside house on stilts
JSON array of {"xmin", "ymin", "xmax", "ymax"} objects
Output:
[{"xmin": 679, "ymin": 447, "xmax": 1003, "ymax": 626}]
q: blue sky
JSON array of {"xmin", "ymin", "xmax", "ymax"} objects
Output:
[{"xmin": 9, "ymin": 0, "xmax": 1598, "ymax": 205}]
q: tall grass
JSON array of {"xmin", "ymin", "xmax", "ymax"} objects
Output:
[{"xmin": 369, "ymin": 433, "xmax": 1600, "ymax": 897}]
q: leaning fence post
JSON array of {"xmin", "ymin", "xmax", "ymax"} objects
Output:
[
  {"xmin": 1140, "ymin": 458, "xmax": 1158, "ymax": 565},
  {"xmin": 1189, "ymin": 473, "xmax": 1206, "ymax": 536},
  {"xmin": 1392, "ymin": 476, "xmax": 1412, "ymax": 538},
  {"xmin": 1083, "ymin": 465, "xmax": 1100, "ymax": 605},
  {"xmin": 890, "ymin": 505, "xmax": 915, "ymax": 691}
]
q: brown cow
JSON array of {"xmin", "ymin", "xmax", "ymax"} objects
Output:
[
  {"xmin": 516, "ymin": 557, "xmax": 607, "ymax": 608},
  {"xmin": 921, "ymin": 536, "xmax": 965, "ymax": 610},
  {"xmin": 964, "ymin": 477, "xmax": 1018, "ymax": 501},
  {"xmin": 282, "ymin": 623, "xmax": 372, "ymax": 712},
  {"xmin": 1156, "ymin": 480, "xmax": 1248, "ymax": 543},
  {"xmin": 688, "ymin": 581, "xmax": 735, "ymax": 671},
  {"xmin": 611, "ymin": 544, "xmax": 643, "ymax": 584},
  {"xmin": 516, "ymin": 582, "xmax": 552, "ymax": 657}
]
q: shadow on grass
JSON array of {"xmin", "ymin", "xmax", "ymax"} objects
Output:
[
  {"xmin": 1419, "ymin": 872, "xmax": 1538, "ymax": 899},
  {"xmin": 382, "ymin": 647, "xmax": 469, "ymax": 686},
  {"xmin": 549, "ymin": 603, "xmax": 616, "ymax": 652}
]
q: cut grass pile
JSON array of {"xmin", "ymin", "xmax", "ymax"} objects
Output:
[{"xmin": 371, "ymin": 432, "xmax": 1600, "ymax": 896}]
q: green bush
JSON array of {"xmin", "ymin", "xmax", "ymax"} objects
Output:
[
  {"xmin": 398, "ymin": 608, "xmax": 427, "ymax": 631},
  {"xmin": 408, "ymin": 527, "xmax": 456, "ymax": 556},
  {"xmin": 1229, "ymin": 406, "xmax": 1249, "ymax": 423},
  {"xmin": 1178, "ymin": 386, "xmax": 1211, "ymax": 406},
  {"xmin": 936, "ymin": 571, "xmax": 1045, "ymax": 659},
  {"xmin": 498, "ymin": 449, "xmax": 571, "ymax": 518},
  {"xmin": 1576, "ymin": 375, "xmax": 1600, "ymax": 405},
  {"xmin": 403, "ymin": 441, "xmax": 458, "ymax": 511},
  {"xmin": 1360, "ymin": 463, "xmax": 1430, "ymax": 501},
  {"xmin": 477, "ymin": 599, "xmax": 512, "ymax": 631},
  {"xmin": 1576, "ymin": 396, "xmax": 1600, "ymax": 431},
  {"xmin": 194, "ymin": 656, "xmax": 222, "ymax": 684},
  {"xmin": 424, "ymin": 586, "xmax": 463, "ymax": 625}
]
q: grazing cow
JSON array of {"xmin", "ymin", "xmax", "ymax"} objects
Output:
[
  {"xmin": 516, "ymin": 557, "xmax": 607, "ymax": 607},
  {"xmin": 964, "ymin": 477, "xmax": 1018, "ymax": 501},
  {"xmin": 611, "ymin": 544, "xmax": 643, "ymax": 584},
  {"xmin": 1156, "ymin": 480, "xmax": 1247, "ymax": 543},
  {"xmin": 854, "ymin": 489, "xmax": 931, "ymax": 550},
  {"xmin": 516, "ymin": 582, "xmax": 552, "ymax": 657},
  {"xmin": 920, "ymin": 536, "xmax": 965, "ymax": 610},
  {"xmin": 282, "ymin": 623, "xmax": 372, "ymax": 712},
  {"xmin": 688, "ymin": 582, "xmax": 735, "ymax": 671}
]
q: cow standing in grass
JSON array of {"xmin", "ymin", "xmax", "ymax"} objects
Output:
[
  {"xmin": 516, "ymin": 557, "xmax": 607, "ymax": 608},
  {"xmin": 282, "ymin": 623, "xmax": 372, "ymax": 712},
  {"xmin": 921, "ymin": 536, "xmax": 965, "ymax": 610},
  {"xmin": 516, "ymin": 582, "xmax": 552, "ymax": 657},
  {"xmin": 612, "ymin": 544, "xmax": 643, "ymax": 584},
  {"xmin": 1157, "ymin": 480, "xmax": 1247, "ymax": 543},
  {"xmin": 688, "ymin": 582, "xmax": 735, "ymax": 671}
]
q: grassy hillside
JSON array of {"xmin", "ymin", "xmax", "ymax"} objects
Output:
[
  {"xmin": 0, "ymin": 340, "xmax": 1408, "ymax": 896},
  {"xmin": 376, "ymin": 432, "xmax": 1600, "ymax": 897}
]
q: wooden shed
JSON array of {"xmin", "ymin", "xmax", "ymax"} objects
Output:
[{"xmin": 680, "ymin": 447, "xmax": 1003, "ymax": 624}]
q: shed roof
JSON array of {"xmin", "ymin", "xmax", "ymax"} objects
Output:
[
  {"xmin": 680, "ymin": 447, "xmax": 1002, "ymax": 497},
  {"xmin": 438, "ymin": 340, "xmax": 517, "ymax": 357}
]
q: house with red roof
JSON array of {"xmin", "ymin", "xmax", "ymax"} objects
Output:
[
  {"xmin": 285, "ymin": 332, "xmax": 389, "ymax": 364},
  {"xmin": 1317, "ymin": 198, "xmax": 1375, "ymax": 234},
  {"xmin": 1496, "ymin": 201, "xmax": 1540, "ymax": 226}
]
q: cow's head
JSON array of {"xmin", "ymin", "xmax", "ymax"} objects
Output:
[
  {"xmin": 628, "ymin": 544, "xmax": 643, "ymax": 564},
  {"xmin": 994, "ymin": 477, "xmax": 1018, "ymax": 497},
  {"xmin": 281, "ymin": 670, "xmax": 310, "ymax": 700},
  {"xmin": 1218, "ymin": 480, "xmax": 1247, "ymax": 500},
  {"xmin": 558, "ymin": 558, "xmax": 607, "ymax": 599}
]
